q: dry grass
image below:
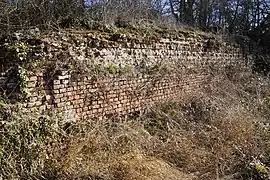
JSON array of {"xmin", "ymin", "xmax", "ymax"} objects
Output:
[
  {"xmin": 1, "ymin": 67, "xmax": 270, "ymax": 180},
  {"xmin": 57, "ymin": 119, "xmax": 195, "ymax": 180}
]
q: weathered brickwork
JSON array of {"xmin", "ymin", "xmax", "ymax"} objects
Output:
[
  {"xmin": 0, "ymin": 30, "xmax": 246, "ymax": 120},
  {"xmin": 22, "ymin": 71, "xmax": 207, "ymax": 120}
]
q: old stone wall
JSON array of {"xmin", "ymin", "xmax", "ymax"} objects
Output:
[{"xmin": 0, "ymin": 29, "xmax": 246, "ymax": 120}]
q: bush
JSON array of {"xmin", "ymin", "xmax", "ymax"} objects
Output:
[
  {"xmin": 0, "ymin": 104, "xmax": 66, "ymax": 179},
  {"xmin": 0, "ymin": 0, "xmax": 161, "ymax": 38}
]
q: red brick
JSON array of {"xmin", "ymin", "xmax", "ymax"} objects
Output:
[
  {"xmin": 54, "ymin": 80, "xmax": 61, "ymax": 85},
  {"xmin": 59, "ymin": 88, "xmax": 67, "ymax": 93},
  {"xmin": 27, "ymin": 81, "xmax": 36, "ymax": 88},
  {"xmin": 27, "ymin": 102, "xmax": 36, "ymax": 108},
  {"xmin": 54, "ymin": 94, "xmax": 64, "ymax": 99},
  {"xmin": 92, "ymin": 104, "xmax": 100, "ymax": 109},
  {"xmin": 55, "ymin": 99, "xmax": 61, "ymax": 103},
  {"xmin": 39, "ymin": 105, "xmax": 47, "ymax": 111}
]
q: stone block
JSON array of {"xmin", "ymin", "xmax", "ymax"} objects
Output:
[
  {"xmin": 27, "ymin": 102, "xmax": 36, "ymax": 108},
  {"xmin": 59, "ymin": 88, "xmax": 67, "ymax": 93},
  {"xmin": 58, "ymin": 75, "xmax": 70, "ymax": 80},
  {"xmin": 29, "ymin": 76, "xmax": 38, "ymax": 82},
  {"xmin": 92, "ymin": 104, "xmax": 100, "ymax": 109}
]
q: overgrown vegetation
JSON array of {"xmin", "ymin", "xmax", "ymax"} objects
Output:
[
  {"xmin": 1, "ymin": 1, "xmax": 269, "ymax": 179},
  {"xmin": 1, "ymin": 0, "xmax": 269, "ymax": 75},
  {"xmin": 1, "ymin": 0, "xmax": 269, "ymax": 50},
  {"xmin": 1, "ymin": 66, "xmax": 269, "ymax": 179}
]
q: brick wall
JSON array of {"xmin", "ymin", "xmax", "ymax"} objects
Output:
[
  {"xmin": 22, "ymin": 71, "xmax": 208, "ymax": 120},
  {"xmin": 0, "ymin": 30, "xmax": 247, "ymax": 120}
]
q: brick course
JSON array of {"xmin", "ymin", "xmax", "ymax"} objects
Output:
[{"xmin": 19, "ymin": 72, "xmax": 207, "ymax": 120}]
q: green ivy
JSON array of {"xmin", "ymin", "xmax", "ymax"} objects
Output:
[
  {"xmin": 4, "ymin": 42, "xmax": 29, "ymax": 62},
  {"xmin": 107, "ymin": 64, "xmax": 117, "ymax": 74},
  {"xmin": 0, "ymin": 99, "xmax": 4, "ymax": 105},
  {"xmin": 119, "ymin": 64, "xmax": 132, "ymax": 74},
  {"xmin": 18, "ymin": 66, "xmax": 29, "ymax": 97}
]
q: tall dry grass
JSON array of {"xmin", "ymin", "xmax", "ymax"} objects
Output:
[{"xmin": 1, "ymin": 66, "xmax": 270, "ymax": 179}]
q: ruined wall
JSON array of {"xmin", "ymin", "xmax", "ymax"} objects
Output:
[
  {"xmin": 21, "ymin": 72, "xmax": 208, "ymax": 120},
  {"xmin": 0, "ymin": 29, "xmax": 245, "ymax": 120}
]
